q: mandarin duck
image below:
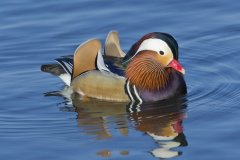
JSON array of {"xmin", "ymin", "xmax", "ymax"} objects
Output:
[{"xmin": 41, "ymin": 31, "xmax": 187, "ymax": 102}]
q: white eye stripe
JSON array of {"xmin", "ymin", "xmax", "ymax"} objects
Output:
[
  {"xmin": 137, "ymin": 39, "xmax": 172, "ymax": 55},
  {"xmin": 124, "ymin": 38, "xmax": 173, "ymax": 63}
]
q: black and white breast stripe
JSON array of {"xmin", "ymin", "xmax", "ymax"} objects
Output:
[{"xmin": 125, "ymin": 80, "xmax": 143, "ymax": 103}]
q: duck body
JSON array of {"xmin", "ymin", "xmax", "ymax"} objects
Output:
[
  {"xmin": 71, "ymin": 70, "xmax": 129, "ymax": 101},
  {"xmin": 41, "ymin": 31, "xmax": 187, "ymax": 102}
]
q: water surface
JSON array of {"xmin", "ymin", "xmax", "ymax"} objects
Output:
[{"xmin": 1, "ymin": 0, "xmax": 240, "ymax": 159}]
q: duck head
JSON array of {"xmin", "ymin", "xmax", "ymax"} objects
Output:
[{"xmin": 124, "ymin": 32, "xmax": 185, "ymax": 91}]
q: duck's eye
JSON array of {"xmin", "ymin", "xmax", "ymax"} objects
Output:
[{"xmin": 159, "ymin": 51, "xmax": 165, "ymax": 55}]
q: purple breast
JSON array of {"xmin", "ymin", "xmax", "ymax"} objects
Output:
[{"xmin": 139, "ymin": 71, "xmax": 187, "ymax": 102}]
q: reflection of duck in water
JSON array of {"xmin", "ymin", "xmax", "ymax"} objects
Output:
[
  {"xmin": 41, "ymin": 31, "xmax": 186, "ymax": 102},
  {"xmin": 72, "ymin": 94, "xmax": 129, "ymax": 139},
  {"xmin": 129, "ymin": 99, "xmax": 188, "ymax": 158},
  {"xmin": 64, "ymin": 95, "xmax": 187, "ymax": 159}
]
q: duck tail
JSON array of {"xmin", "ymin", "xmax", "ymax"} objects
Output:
[
  {"xmin": 55, "ymin": 55, "xmax": 73, "ymax": 76},
  {"xmin": 41, "ymin": 62, "xmax": 71, "ymax": 86},
  {"xmin": 41, "ymin": 63, "xmax": 65, "ymax": 76}
]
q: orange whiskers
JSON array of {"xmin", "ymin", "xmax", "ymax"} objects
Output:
[{"xmin": 125, "ymin": 51, "xmax": 169, "ymax": 91}]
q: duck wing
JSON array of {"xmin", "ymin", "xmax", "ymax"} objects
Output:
[
  {"xmin": 70, "ymin": 39, "xmax": 128, "ymax": 101},
  {"xmin": 71, "ymin": 39, "xmax": 110, "ymax": 80},
  {"xmin": 104, "ymin": 31, "xmax": 126, "ymax": 58},
  {"xmin": 55, "ymin": 37, "xmax": 126, "ymax": 79},
  {"xmin": 42, "ymin": 32, "xmax": 127, "ymax": 86},
  {"xmin": 103, "ymin": 55, "xmax": 125, "ymax": 76}
]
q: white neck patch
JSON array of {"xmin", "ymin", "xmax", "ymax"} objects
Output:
[{"xmin": 137, "ymin": 38, "xmax": 172, "ymax": 54}]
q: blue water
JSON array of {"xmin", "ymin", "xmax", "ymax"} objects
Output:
[{"xmin": 1, "ymin": 0, "xmax": 240, "ymax": 159}]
